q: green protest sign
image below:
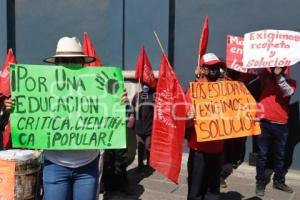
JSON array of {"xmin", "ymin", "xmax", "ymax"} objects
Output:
[{"xmin": 10, "ymin": 64, "xmax": 126, "ymax": 150}]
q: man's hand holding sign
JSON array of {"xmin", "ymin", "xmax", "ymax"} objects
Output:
[{"xmin": 273, "ymin": 66, "xmax": 284, "ymax": 76}]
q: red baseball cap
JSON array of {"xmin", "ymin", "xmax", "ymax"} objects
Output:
[{"xmin": 200, "ymin": 53, "xmax": 226, "ymax": 68}]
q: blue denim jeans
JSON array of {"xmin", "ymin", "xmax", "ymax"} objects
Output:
[
  {"xmin": 256, "ymin": 121, "xmax": 288, "ymax": 183},
  {"xmin": 43, "ymin": 157, "xmax": 100, "ymax": 200}
]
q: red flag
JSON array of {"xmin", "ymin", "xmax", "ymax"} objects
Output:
[
  {"xmin": 0, "ymin": 48, "xmax": 16, "ymax": 149},
  {"xmin": 135, "ymin": 47, "xmax": 156, "ymax": 89},
  {"xmin": 150, "ymin": 53, "xmax": 187, "ymax": 183},
  {"xmin": 0, "ymin": 48, "xmax": 16, "ymax": 96},
  {"xmin": 198, "ymin": 16, "xmax": 209, "ymax": 66},
  {"xmin": 82, "ymin": 32, "xmax": 103, "ymax": 67}
]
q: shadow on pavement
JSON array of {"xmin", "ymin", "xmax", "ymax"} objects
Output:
[
  {"xmin": 124, "ymin": 166, "xmax": 155, "ymax": 200},
  {"xmin": 220, "ymin": 191, "xmax": 262, "ymax": 200},
  {"xmin": 102, "ymin": 166, "xmax": 155, "ymax": 200},
  {"xmin": 244, "ymin": 197, "xmax": 263, "ymax": 200}
]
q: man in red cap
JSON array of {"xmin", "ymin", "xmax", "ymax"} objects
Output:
[{"xmin": 185, "ymin": 53, "xmax": 226, "ymax": 200}]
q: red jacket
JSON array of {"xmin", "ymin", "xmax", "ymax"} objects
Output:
[{"xmin": 257, "ymin": 71, "xmax": 297, "ymax": 123}]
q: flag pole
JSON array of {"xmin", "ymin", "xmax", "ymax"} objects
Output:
[
  {"xmin": 197, "ymin": 53, "xmax": 201, "ymax": 67},
  {"xmin": 154, "ymin": 31, "xmax": 166, "ymax": 54},
  {"xmin": 135, "ymin": 46, "xmax": 144, "ymax": 115},
  {"xmin": 136, "ymin": 77, "xmax": 141, "ymax": 114}
]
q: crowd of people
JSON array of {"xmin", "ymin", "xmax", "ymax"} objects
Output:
[
  {"xmin": 185, "ymin": 53, "xmax": 296, "ymax": 199},
  {"xmin": 0, "ymin": 36, "xmax": 298, "ymax": 200}
]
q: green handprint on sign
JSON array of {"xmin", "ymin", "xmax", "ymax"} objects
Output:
[{"xmin": 95, "ymin": 71, "xmax": 120, "ymax": 94}]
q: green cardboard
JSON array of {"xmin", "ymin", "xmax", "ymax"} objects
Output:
[{"xmin": 10, "ymin": 64, "xmax": 126, "ymax": 150}]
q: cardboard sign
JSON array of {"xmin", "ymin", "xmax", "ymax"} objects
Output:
[
  {"xmin": 226, "ymin": 35, "xmax": 258, "ymax": 74},
  {"xmin": 227, "ymin": 35, "xmax": 247, "ymax": 73},
  {"xmin": 190, "ymin": 81, "xmax": 260, "ymax": 142},
  {"xmin": 0, "ymin": 160, "xmax": 15, "ymax": 200},
  {"xmin": 243, "ymin": 29, "xmax": 300, "ymax": 68},
  {"xmin": 10, "ymin": 64, "xmax": 126, "ymax": 150}
]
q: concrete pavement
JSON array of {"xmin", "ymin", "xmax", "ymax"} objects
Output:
[{"xmin": 99, "ymin": 153, "xmax": 300, "ymax": 200}]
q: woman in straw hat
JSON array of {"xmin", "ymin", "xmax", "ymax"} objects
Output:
[{"xmin": 4, "ymin": 36, "xmax": 129, "ymax": 200}]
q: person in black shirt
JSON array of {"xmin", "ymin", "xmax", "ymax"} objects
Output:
[
  {"xmin": 131, "ymin": 84, "xmax": 155, "ymax": 170},
  {"xmin": 0, "ymin": 94, "xmax": 10, "ymax": 149}
]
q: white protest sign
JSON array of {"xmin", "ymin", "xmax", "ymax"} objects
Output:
[{"xmin": 243, "ymin": 29, "xmax": 300, "ymax": 68}]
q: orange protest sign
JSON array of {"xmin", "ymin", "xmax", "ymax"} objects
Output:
[
  {"xmin": 0, "ymin": 160, "xmax": 15, "ymax": 200},
  {"xmin": 190, "ymin": 81, "xmax": 261, "ymax": 142}
]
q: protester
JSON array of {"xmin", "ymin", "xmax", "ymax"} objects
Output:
[
  {"xmin": 4, "ymin": 36, "xmax": 129, "ymax": 200},
  {"xmin": 220, "ymin": 69, "xmax": 257, "ymax": 188},
  {"xmin": 220, "ymin": 137, "xmax": 246, "ymax": 188},
  {"xmin": 185, "ymin": 53, "xmax": 226, "ymax": 200},
  {"xmin": 0, "ymin": 94, "xmax": 8, "ymax": 149},
  {"xmin": 255, "ymin": 66, "xmax": 296, "ymax": 197},
  {"xmin": 131, "ymin": 83, "xmax": 155, "ymax": 170},
  {"xmin": 1, "ymin": 95, "xmax": 12, "ymax": 149},
  {"xmin": 102, "ymin": 99, "xmax": 134, "ymax": 198}
]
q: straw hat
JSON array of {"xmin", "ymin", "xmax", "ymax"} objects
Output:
[{"xmin": 44, "ymin": 37, "xmax": 96, "ymax": 64}]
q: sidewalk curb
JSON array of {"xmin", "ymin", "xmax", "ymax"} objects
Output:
[{"xmin": 181, "ymin": 153, "xmax": 300, "ymax": 180}]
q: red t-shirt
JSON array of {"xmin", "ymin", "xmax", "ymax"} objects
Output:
[
  {"xmin": 185, "ymin": 79, "xmax": 224, "ymax": 154},
  {"xmin": 258, "ymin": 72, "xmax": 297, "ymax": 124}
]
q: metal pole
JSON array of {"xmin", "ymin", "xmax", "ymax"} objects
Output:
[
  {"xmin": 7, "ymin": 0, "xmax": 16, "ymax": 54},
  {"xmin": 122, "ymin": 0, "xmax": 126, "ymax": 70},
  {"xmin": 168, "ymin": 0, "xmax": 175, "ymax": 67}
]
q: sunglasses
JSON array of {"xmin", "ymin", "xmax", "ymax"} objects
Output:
[{"xmin": 55, "ymin": 57, "xmax": 85, "ymax": 65}]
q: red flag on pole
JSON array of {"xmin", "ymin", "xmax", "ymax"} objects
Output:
[
  {"xmin": 0, "ymin": 48, "xmax": 16, "ymax": 97},
  {"xmin": 198, "ymin": 16, "xmax": 209, "ymax": 67},
  {"xmin": 150, "ymin": 53, "xmax": 187, "ymax": 184},
  {"xmin": 0, "ymin": 48, "xmax": 16, "ymax": 149},
  {"xmin": 135, "ymin": 47, "xmax": 156, "ymax": 89},
  {"xmin": 82, "ymin": 32, "xmax": 103, "ymax": 67}
]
